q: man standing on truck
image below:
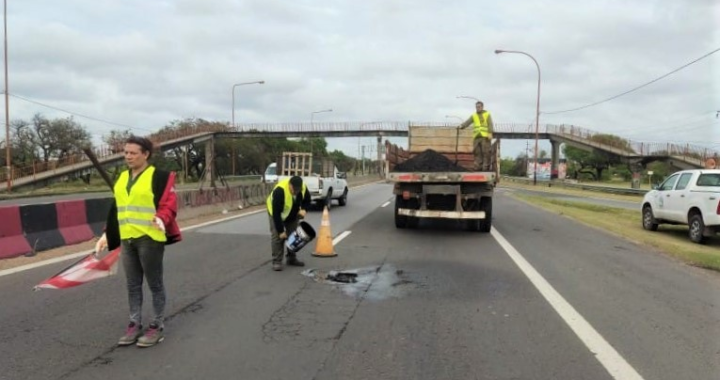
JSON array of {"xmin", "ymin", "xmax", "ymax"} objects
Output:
[
  {"xmin": 458, "ymin": 101, "xmax": 494, "ymax": 171},
  {"xmin": 266, "ymin": 175, "xmax": 311, "ymax": 271}
]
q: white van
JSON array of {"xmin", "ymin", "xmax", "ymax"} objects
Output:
[{"xmin": 264, "ymin": 163, "xmax": 278, "ymax": 184}]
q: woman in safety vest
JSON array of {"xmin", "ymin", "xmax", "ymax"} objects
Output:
[{"xmin": 95, "ymin": 135, "xmax": 181, "ymax": 348}]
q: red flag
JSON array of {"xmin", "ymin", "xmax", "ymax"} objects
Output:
[{"xmin": 33, "ymin": 248, "xmax": 121, "ymax": 290}]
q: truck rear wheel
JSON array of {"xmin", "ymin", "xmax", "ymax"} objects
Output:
[
  {"xmin": 395, "ymin": 196, "xmax": 408, "ymax": 229},
  {"xmin": 479, "ymin": 197, "xmax": 492, "ymax": 233}
]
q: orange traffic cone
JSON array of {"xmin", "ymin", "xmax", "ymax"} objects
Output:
[{"xmin": 312, "ymin": 206, "xmax": 337, "ymax": 257}]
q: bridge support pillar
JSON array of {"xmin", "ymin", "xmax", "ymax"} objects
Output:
[
  {"xmin": 205, "ymin": 137, "xmax": 216, "ymax": 188},
  {"xmin": 628, "ymin": 159, "xmax": 645, "ymax": 189},
  {"xmin": 377, "ymin": 136, "xmax": 383, "ymax": 177},
  {"xmin": 550, "ymin": 140, "xmax": 561, "ymax": 179}
]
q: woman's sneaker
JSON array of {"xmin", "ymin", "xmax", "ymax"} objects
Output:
[
  {"xmin": 118, "ymin": 322, "xmax": 142, "ymax": 346},
  {"xmin": 136, "ymin": 323, "xmax": 164, "ymax": 347}
]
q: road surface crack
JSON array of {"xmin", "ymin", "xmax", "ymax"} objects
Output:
[{"xmin": 311, "ymin": 258, "xmax": 387, "ymax": 380}]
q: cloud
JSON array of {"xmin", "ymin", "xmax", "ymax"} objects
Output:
[{"xmin": 3, "ymin": 0, "xmax": 718, "ymax": 158}]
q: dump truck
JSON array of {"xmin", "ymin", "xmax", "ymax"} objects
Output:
[{"xmin": 384, "ymin": 125, "xmax": 499, "ymax": 231}]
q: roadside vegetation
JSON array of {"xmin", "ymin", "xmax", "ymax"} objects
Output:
[{"xmin": 510, "ymin": 192, "xmax": 720, "ymax": 271}]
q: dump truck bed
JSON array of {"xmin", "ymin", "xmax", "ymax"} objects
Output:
[{"xmin": 383, "ymin": 125, "xmax": 498, "ymax": 231}]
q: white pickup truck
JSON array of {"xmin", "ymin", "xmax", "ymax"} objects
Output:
[
  {"xmin": 276, "ymin": 152, "xmax": 349, "ymax": 210},
  {"xmin": 641, "ymin": 169, "xmax": 720, "ymax": 243}
]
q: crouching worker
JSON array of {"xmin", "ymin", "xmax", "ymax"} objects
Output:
[
  {"xmin": 267, "ymin": 175, "xmax": 311, "ymax": 271},
  {"xmin": 95, "ymin": 135, "xmax": 182, "ymax": 348}
]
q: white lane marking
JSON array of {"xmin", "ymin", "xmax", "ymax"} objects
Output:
[
  {"xmin": 0, "ymin": 250, "xmax": 96, "ymax": 278},
  {"xmin": 332, "ymin": 231, "xmax": 352, "ymax": 245},
  {"xmin": 491, "ymin": 228, "xmax": 645, "ymax": 380},
  {"xmin": 380, "ymin": 201, "xmax": 391, "ymax": 208},
  {"xmin": 0, "ymin": 182, "xmax": 384, "ymax": 278},
  {"xmin": 183, "ymin": 209, "xmax": 266, "ymax": 232}
]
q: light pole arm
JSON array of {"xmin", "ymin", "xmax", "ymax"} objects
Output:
[
  {"xmin": 495, "ymin": 49, "xmax": 541, "ymax": 185},
  {"xmin": 231, "ymin": 80, "xmax": 264, "ymax": 128}
]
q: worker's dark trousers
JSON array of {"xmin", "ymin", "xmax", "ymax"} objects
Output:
[
  {"xmin": 268, "ymin": 214, "xmax": 299, "ymax": 263},
  {"xmin": 121, "ymin": 236, "xmax": 166, "ymax": 328},
  {"xmin": 473, "ymin": 137, "xmax": 492, "ymax": 171}
]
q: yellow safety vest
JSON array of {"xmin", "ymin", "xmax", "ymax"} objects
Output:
[
  {"xmin": 266, "ymin": 178, "xmax": 307, "ymax": 221},
  {"xmin": 114, "ymin": 166, "xmax": 166, "ymax": 243},
  {"xmin": 472, "ymin": 111, "xmax": 492, "ymax": 139}
]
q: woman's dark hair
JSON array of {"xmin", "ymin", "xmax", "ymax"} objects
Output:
[{"xmin": 125, "ymin": 135, "xmax": 154, "ymax": 159}]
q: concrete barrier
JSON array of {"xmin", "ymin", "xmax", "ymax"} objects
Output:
[
  {"xmin": 0, "ymin": 206, "xmax": 32, "ymax": 259},
  {"xmin": 0, "ymin": 177, "xmax": 377, "ymax": 260},
  {"xmin": 56, "ymin": 200, "xmax": 95, "ymax": 246},
  {"xmin": 20, "ymin": 203, "xmax": 66, "ymax": 254}
]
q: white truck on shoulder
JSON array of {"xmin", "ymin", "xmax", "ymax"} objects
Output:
[
  {"xmin": 276, "ymin": 152, "xmax": 348, "ymax": 209},
  {"xmin": 641, "ymin": 168, "xmax": 720, "ymax": 243}
]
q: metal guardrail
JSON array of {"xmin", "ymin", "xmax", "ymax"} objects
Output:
[{"xmin": 500, "ymin": 176, "xmax": 648, "ymax": 196}]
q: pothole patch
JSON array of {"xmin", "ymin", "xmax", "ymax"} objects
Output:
[{"xmin": 302, "ymin": 264, "xmax": 414, "ymax": 301}]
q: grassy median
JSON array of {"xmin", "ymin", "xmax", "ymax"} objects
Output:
[{"xmin": 509, "ymin": 193, "xmax": 720, "ymax": 272}]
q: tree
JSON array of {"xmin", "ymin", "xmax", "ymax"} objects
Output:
[
  {"xmin": 103, "ymin": 129, "xmax": 133, "ymax": 153},
  {"xmin": 499, "ymin": 154, "xmax": 527, "ymax": 176},
  {"xmin": 25, "ymin": 113, "xmax": 92, "ymax": 162},
  {"xmin": 49, "ymin": 116, "xmax": 92, "ymax": 160},
  {"xmin": 328, "ymin": 150, "xmax": 356, "ymax": 172},
  {"xmin": 563, "ymin": 134, "xmax": 630, "ymax": 180}
]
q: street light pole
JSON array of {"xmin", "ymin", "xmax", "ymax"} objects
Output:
[
  {"xmin": 230, "ymin": 80, "xmax": 264, "ymax": 176},
  {"xmin": 309, "ymin": 109, "xmax": 332, "ymax": 154},
  {"xmin": 231, "ymin": 80, "xmax": 264, "ymax": 129},
  {"xmin": 495, "ymin": 49, "xmax": 541, "ymax": 185},
  {"xmin": 4, "ymin": 0, "xmax": 10, "ymax": 192}
]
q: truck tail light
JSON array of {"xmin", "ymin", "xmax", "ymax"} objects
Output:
[
  {"xmin": 716, "ymin": 200, "xmax": 720, "ymax": 215},
  {"xmin": 402, "ymin": 191, "xmax": 410, "ymax": 200}
]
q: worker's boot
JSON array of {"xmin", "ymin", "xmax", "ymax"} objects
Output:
[{"xmin": 286, "ymin": 254, "xmax": 305, "ymax": 267}]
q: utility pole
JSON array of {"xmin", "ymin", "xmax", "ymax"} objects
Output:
[
  {"xmin": 4, "ymin": 0, "xmax": 11, "ymax": 192},
  {"xmin": 361, "ymin": 146, "xmax": 365, "ymax": 175},
  {"xmin": 525, "ymin": 141, "xmax": 530, "ymax": 177}
]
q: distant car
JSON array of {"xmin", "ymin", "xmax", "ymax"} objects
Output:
[
  {"xmin": 641, "ymin": 169, "xmax": 720, "ymax": 243},
  {"xmin": 263, "ymin": 163, "xmax": 278, "ymax": 184}
]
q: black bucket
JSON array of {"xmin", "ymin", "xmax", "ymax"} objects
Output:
[{"xmin": 285, "ymin": 221, "xmax": 317, "ymax": 254}]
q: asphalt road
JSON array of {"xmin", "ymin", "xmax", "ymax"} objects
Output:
[{"xmin": 0, "ymin": 184, "xmax": 718, "ymax": 380}]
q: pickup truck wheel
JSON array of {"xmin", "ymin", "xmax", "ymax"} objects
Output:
[
  {"xmin": 688, "ymin": 213, "xmax": 706, "ymax": 244},
  {"xmin": 642, "ymin": 206, "xmax": 659, "ymax": 231},
  {"xmin": 478, "ymin": 197, "xmax": 492, "ymax": 233},
  {"xmin": 324, "ymin": 189, "xmax": 333, "ymax": 210},
  {"xmin": 395, "ymin": 196, "xmax": 407, "ymax": 229},
  {"xmin": 338, "ymin": 188, "xmax": 348, "ymax": 206}
]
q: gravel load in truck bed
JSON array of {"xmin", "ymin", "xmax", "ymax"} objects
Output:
[{"xmin": 391, "ymin": 149, "xmax": 470, "ymax": 172}]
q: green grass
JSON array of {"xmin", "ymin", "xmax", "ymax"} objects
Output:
[{"xmin": 511, "ymin": 193, "xmax": 720, "ymax": 272}]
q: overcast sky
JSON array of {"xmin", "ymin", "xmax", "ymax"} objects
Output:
[{"xmin": 5, "ymin": 0, "xmax": 719, "ymax": 159}]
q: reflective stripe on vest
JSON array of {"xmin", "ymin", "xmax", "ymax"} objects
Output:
[
  {"xmin": 266, "ymin": 178, "xmax": 307, "ymax": 221},
  {"xmin": 114, "ymin": 166, "xmax": 166, "ymax": 242},
  {"xmin": 471, "ymin": 112, "xmax": 491, "ymax": 139}
]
